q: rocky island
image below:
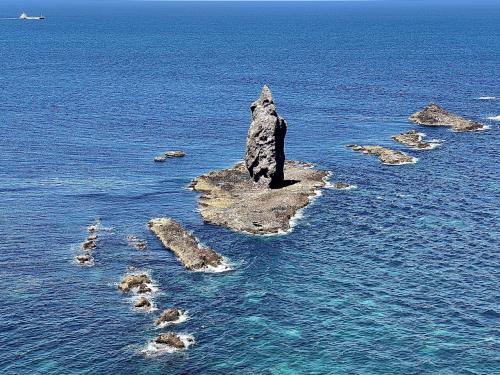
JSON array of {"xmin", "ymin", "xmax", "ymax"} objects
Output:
[
  {"xmin": 409, "ymin": 103, "xmax": 486, "ymax": 132},
  {"xmin": 148, "ymin": 218, "xmax": 225, "ymax": 270},
  {"xmin": 391, "ymin": 130, "xmax": 437, "ymax": 149},
  {"xmin": 347, "ymin": 145, "xmax": 417, "ymax": 165},
  {"xmin": 190, "ymin": 86, "xmax": 329, "ymax": 235}
]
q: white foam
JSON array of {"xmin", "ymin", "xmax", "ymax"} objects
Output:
[
  {"xmin": 451, "ymin": 125, "xmax": 489, "ymax": 132},
  {"xmin": 87, "ymin": 220, "xmax": 113, "ymax": 233},
  {"xmin": 118, "ymin": 269, "xmax": 161, "ymax": 311},
  {"xmin": 382, "ymin": 157, "xmax": 418, "ymax": 166},
  {"xmin": 73, "ymin": 256, "xmax": 94, "ymax": 267},
  {"xmin": 142, "ymin": 334, "xmax": 195, "ymax": 356},
  {"xmin": 155, "ymin": 311, "xmax": 189, "ymax": 329},
  {"xmin": 477, "ymin": 96, "xmax": 496, "ymax": 100},
  {"xmin": 426, "ymin": 140, "xmax": 444, "ymax": 150},
  {"xmin": 196, "ymin": 256, "xmax": 234, "ymax": 273},
  {"xmin": 274, "ymin": 182, "xmax": 325, "ymax": 236},
  {"xmin": 324, "ymin": 181, "xmax": 358, "ymax": 190},
  {"xmin": 487, "ymin": 115, "xmax": 500, "ymax": 121}
]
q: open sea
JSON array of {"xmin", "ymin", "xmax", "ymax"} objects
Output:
[{"xmin": 0, "ymin": 1, "xmax": 499, "ymax": 374}]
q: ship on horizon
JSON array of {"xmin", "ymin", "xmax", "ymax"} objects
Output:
[{"xmin": 19, "ymin": 12, "xmax": 45, "ymax": 20}]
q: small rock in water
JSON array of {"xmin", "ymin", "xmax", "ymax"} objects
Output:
[
  {"xmin": 154, "ymin": 155, "xmax": 167, "ymax": 162},
  {"xmin": 164, "ymin": 150, "xmax": 186, "ymax": 158},
  {"xmin": 118, "ymin": 274, "xmax": 151, "ymax": 292},
  {"xmin": 409, "ymin": 103, "xmax": 485, "ymax": 132},
  {"xmin": 87, "ymin": 219, "xmax": 101, "ymax": 233},
  {"xmin": 245, "ymin": 85, "xmax": 287, "ymax": 187},
  {"xmin": 127, "ymin": 235, "xmax": 147, "ymax": 251},
  {"xmin": 137, "ymin": 284, "xmax": 152, "ymax": 294},
  {"xmin": 348, "ymin": 145, "xmax": 416, "ymax": 165},
  {"xmin": 155, "ymin": 332, "xmax": 186, "ymax": 349},
  {"xmin": 82, "ymin": 239, "xmax": 97, "ymax": 250},
  {"xmin": 76, "ymin": 254, "xmax": 93, "ymax": 264},
  {"xmin": 333, "ymin": 182, "xmax": 354, "ymax": 190},
  {"xmin": 392, "ymin": 130, "xmax": 434, "ymax": 149},
  {"xmin": 134, "ymin": 296, "xmax": 151, "ymax": 309},
  {"xmin": 156, "ymin": 308, "xmax": 182, "ymax": 326}
]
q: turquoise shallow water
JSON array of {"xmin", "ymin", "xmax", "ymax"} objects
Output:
[{"xmin": 0, "ymin": 1, "xmax": 499, "ymax": 374}]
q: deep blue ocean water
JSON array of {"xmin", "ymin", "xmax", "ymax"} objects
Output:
[{"xmin": 1, "ymin": 1, "xmax": 499, "ymax": 374}]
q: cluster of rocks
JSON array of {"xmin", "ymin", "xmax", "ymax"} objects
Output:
[
  {"xmin": 348, "ymin": 103, "xmax": 486, "ymax": 166},
  {"xmin": 149, "ymin": 217, "xmax": 226, "ymax": 270},
  {"xmin": 150, "ymin": 308, "xmax": 192, "ymax": 350},
  {"xmin": 127, "ymin": 235, "xmax": 147, "ymax": 251},
  {"xmin": 73, "ymin": 87, "xmax": 490, "ymax": 357},
  {"xmin": 75, "ymin": 220, "xmax": 101, "ymax": 265},
  {"xmin": 154, "ymin": 150, "xmax": 186, "ymax": 163},
  {"xmin": 117, "ymin": 273, "xmax": 192, "ymax": 351},
  {"xmin": 118, "ymin": 273, "xmax": 154, "ymax": 309}
]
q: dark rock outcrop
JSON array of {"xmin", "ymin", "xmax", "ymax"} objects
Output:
[
  {"xmin": 134, "ymin": 296, "xmax": 151, "ymax": 308},
  {"xmin": 245, "ymin": 85, "xmax": 287, "ymax": 187},
  {"xmin": 118, "ymin": 274, "xmax": 151, "ymax": 292},
  {"xmin": 148, "ymin": 218, "xmax": 224, "ymax": 270},
  {"xmin": 76, "ymin": 254, "xmax": 93, "ymax": 264},
  {"xmin": 409, "ymin": 103, "xmax": 485, "ymax": 132},
  {"xmin": 191, "ymin": 161, "xmax": 328, "ymax": 234},
  {"xmin": 137, "ymin": 284, "xmax": 152, "ymax": 294},
  {"xmin": 391, "ymin": 130, "xmax": 434, "ymax": 149},
  {"xmin": 332, "ymin": 182, "xmax": 354, "ymax": 190},
  {"xmin": 156, "ymin": 308, "xmax": 183, "ymax": 326},
  {"xmin": 165, "ymin": 150, "xmax": 186, "ymax": 158},
  {"xmin": 155, "ymin": 332, "xmax": 186, "ymax": 349},
  {"xmin": 348, "ymin": 145, "xmax": 416, "ymax": 165},
  {"xmin": 82, "ymin": 239, "xmax": 97, "ymax": 250}
]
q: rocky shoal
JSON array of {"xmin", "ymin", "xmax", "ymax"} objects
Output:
[
  {"xmin": 347, "ymin": 145, "xmax": 417, "ymax": 165},
  {"xmin": 190, "ymin": 160, "xmax": 329, "ymax": 235},
  {"xmin": 148, "ymin": 217, "xmax": 225, "ymax": 270}
]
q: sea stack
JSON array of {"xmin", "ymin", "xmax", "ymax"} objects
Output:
[
  {"xmin": 190, "ymin": 87, "xmax": 328, "ymax": 235},
  {"xmin": 245, "ymin": 85, "xmax": 287, "ymax": 187}
]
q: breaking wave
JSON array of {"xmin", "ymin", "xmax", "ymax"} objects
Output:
[
  {"xmin": 142, "ymin": 334, "xmax": 195, "ymax": 356},
  {"xmin": 155, "ymin": 311, "xmax": 189, "ymax": 329}
]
